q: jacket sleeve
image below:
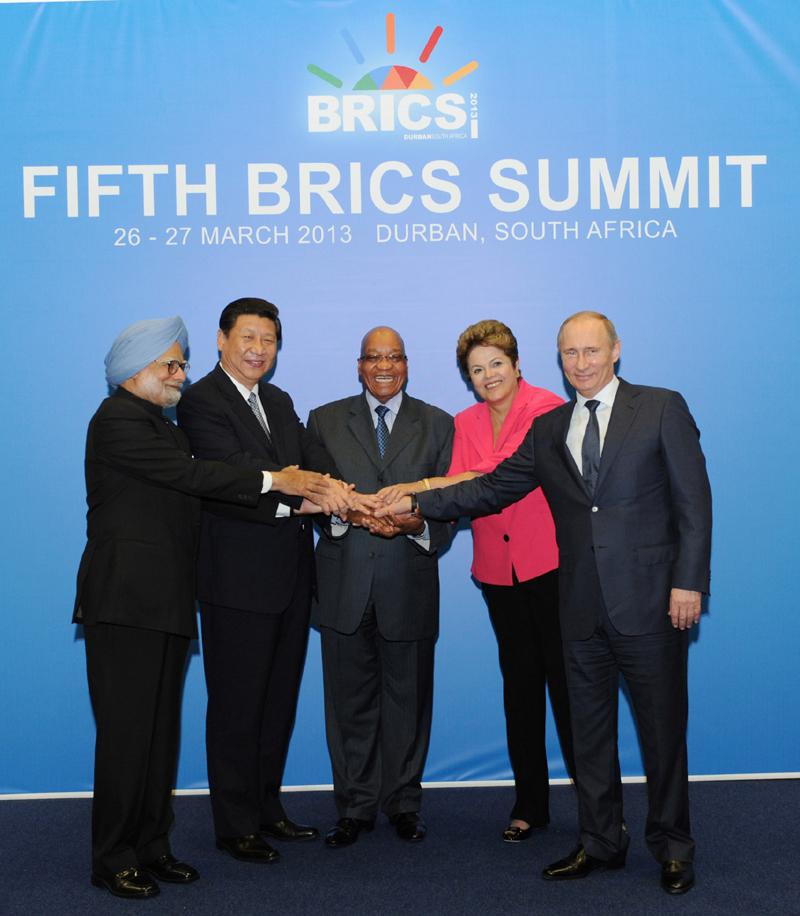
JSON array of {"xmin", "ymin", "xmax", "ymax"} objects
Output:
[
  {"xmin": 419, "ymin": 422, "xmax": 539, "ymax": 521},
  {"xmin": 660, "ymin": 391, "xmax": 713, "ymax": 594},
  {"xmin": 94, "ymin": 408, "xmax": 263, "ymax": 505}
]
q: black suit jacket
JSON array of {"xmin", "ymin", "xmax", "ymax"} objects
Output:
[
  {"xmin": 74, "ymin": 387, "xmax": 264, "ymax": 638},
  {"xmin": 308, "ymin": 392, "xmax": 454, "ymax": 640},
  {"xmin": 419, "ymin": 379, "xmax": 712, "ymax": 640},
  {"xmin": 176, "ymin": 364, "xmax": 340, "ymax": 614}
]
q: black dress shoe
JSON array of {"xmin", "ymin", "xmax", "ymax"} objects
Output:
[
  {"xmin": 542, "ymin": 843, "xmax": 626, "ymax": 880},
  {"xmin": 389, "ymin": 812, "xmax": 427, "ymax": 842},
  {"xmin": 215, "ymin": 834, "xmax": 281, "ymax": 863},
  {"xmin": 661, "ymin": 860, "xmax": 695, "ymax": 894},
  {"xmin": 261, "ymin": 819, "xmax": 320, "ymax": 842},
  {"xmin": 91, "ymin": 868, "xmax": 160, "ymax": 898},
  {"xmin": 502, "ymin": 824, "xmax": 533, "ymax": 843},
  {"xmin": 324, "ymin": 818, "xmax": 375, "ymax": 848},
  {"xmin": 141, "ymin": 854, "xmax": 200, "ymax": 883}
]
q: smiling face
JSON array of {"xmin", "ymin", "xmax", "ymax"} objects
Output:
[
  {"xmin": 559, "ymin": 317, "xmax": 621, "ymax": 399},
  {"xmin": 466, "ymin": 345, "xmax": 520, "ymax": 412},
  {"xmin": 358, "ymin": 327, "xmax": 408, "ymax": 404},
  {"xmin": 217, "ymin": 314, "xmax": 278, "ymax": 389},
  {"xmin": 123, "ymin": 340, "xmax": 186, "ymax": 408}
]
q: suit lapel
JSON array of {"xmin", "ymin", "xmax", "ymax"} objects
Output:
[
  {"xmin": 382, "ymin": 395, "xmax": 419, "ymax": 468},
  {"xmin": 348, "ymin": 394, "xmax": 382, "ymax": 470},
  {"xmin": 466, "ymin": 402, "xmax": 495, "ymax": 462},
  {"xmin": 213, "ymin": 364, "xmax": 276, "ymax": 458},
  {"xmin": 552, "ymin": 402, "xmax": 586, "ymax": 492},
  {"xmin": 595, "ymin": 378, "xmax": 640, "ymax": 494},
  {"xmin": 258, "ymin": 383, "xmax": 283, "ymax": 462}
]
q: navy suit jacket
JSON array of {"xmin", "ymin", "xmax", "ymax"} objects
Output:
[
  {"xmin": 177, "ymin": 364, "xmax": 340, "ymax": 615},
  {"xmin": 418, "ymin": 379, "xmax": 712, "ymax": 640}
]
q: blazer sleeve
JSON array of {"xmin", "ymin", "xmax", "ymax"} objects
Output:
[
  {"xmin": 660, "ymin": 391, "xmax": 713, "ymax": 594},
  {"xmin": 93, "ymin": 408, "xmax": 263, "ymax": 505},
  {"xmin": 419, "ymin": 422, "xmax": 539, "ymax": 521}
]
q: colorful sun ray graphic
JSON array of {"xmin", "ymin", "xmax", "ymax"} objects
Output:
[{"xmin": 307, "ymin": 13, "xmax": 478, "ymax": 91}]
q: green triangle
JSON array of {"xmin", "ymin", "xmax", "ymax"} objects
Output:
[{"xmin": 353, "ymin": 73, "xmax": 379, "ymax": 90}]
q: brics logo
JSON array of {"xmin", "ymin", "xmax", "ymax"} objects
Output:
[{"xmin": 306, "ymin": 13, "xmax": 479, "ymax": 137}]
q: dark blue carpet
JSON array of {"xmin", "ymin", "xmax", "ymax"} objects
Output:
[{"xmin": 2, "ymin": 781, "xmax": 796, "ymax": 915}]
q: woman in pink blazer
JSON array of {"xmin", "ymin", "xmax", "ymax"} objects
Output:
[{"xmin": 380, "ymin": 319, "xmax": 575, "ymax": 841}]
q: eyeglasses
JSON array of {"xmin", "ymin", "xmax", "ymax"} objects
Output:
[
  {"xmin": 153, "ymin": 359, "xmax": 190, "ymax": 375},
  {"xmin": 359, "ymin": 353, "xmax": 407, "ymax": 364}
]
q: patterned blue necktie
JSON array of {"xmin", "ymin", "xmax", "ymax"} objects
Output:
[
  {"xmin": 581, "ymin": 399, "xmax": 601, "ymax": 495},
  {"xmin": 375, "ymin": 405, "xmax": 390, "ymax": 458},
  {"xmin": 248, "ymin": 391, "xmax": 272, "ymax": 445}
]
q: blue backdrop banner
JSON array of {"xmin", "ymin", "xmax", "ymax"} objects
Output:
[{"xmin": 1, "ymin": 0, "xmax": 798, "ymax": 794}]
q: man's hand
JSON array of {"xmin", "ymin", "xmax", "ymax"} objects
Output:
[
  {"xmin": 669, "ymin": 588, "xmax": 702, "ymax": 629},
  {"xmin": 293, "ymin": 498, "xmax": 324, "ymax": 515},
  {"xmin": 340, "ymin": 492, "xmax": 383, "ymax": 521},
  {"xmin": 310, "ymin": 476, "xmax": 356, "ymax": 517},
  {"xmin": 270, "ymin": 465, "xmax": 330, "ymax": 500},
  {"xmin": 374, "ymin": 495, "xmax": 413, "ymax": 518},
  {"xmin": 363, "ymin": 511, "xmax": 425, "ymax": 539}
]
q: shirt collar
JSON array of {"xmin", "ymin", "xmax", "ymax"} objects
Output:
[
  {"xmin": 364, "ymin": 389, "xmax": 403, "ymax": 417},
  {"xmin": 576, "ymin": 374, "xmax": 619, "ymax": 410},
  {"xmin": 220, "ymin": 362, "xmax": 259, "ymax": 401}
]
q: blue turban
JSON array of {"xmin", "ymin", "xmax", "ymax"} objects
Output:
[{"xmin": 104, "ymin": 316, "xmax": 189, "ymax": 386}]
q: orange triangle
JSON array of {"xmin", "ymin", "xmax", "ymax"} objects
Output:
[
  {"xmin": 409, "ymin": 71, "xmax": 434, "ymax": 90},
  {"xmin": 382, "ymin": 67, "xmax": 408, "ymax": 90}
]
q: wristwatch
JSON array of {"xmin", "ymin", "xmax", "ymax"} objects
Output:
[{"xmin": 410, "ymin": 493, "xmax": 419, "ymax": 516}]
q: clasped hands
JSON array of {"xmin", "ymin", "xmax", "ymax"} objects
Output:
[{"xmin": 272, "ymin": 468, "xmax": 423, "ymax": 538}]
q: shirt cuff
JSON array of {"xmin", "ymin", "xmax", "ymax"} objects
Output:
[
  {"xmin": 408, "ymin": 521, "xmax": 430, "ymax": 549},
  {"xmin": 261, "ymin": 471, "xmax": 273, "ymax": 493}
]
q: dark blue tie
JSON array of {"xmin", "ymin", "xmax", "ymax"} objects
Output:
[
  {"xmin": 375, "ymin": 405, "xmax": 390, "ymax": 458},
  {"xmin": 581, "ymin": 399, "xmax": 601, "ymax": 495}
]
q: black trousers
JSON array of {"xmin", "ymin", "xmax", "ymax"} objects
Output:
[
  {"xmin": 563, "ymin": 591, "xmax": 694, "ymax": 864},
  {"xmin": 320, "ymin": 603, "xmax": 436, "ymax": 822},
  {"xmin": 199, "ymin": 547, "xmax": 312, "ymax": 837},
  {"xmin": 481, "ymin": 569, "xmax": 576, "ymax": 826},
  {"xmin": 84, "ymin": 622, "xmax": 190, "ymax": 876}
]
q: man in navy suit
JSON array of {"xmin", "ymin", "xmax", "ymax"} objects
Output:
[
  {"xmin": 380, "ymin": 312, "xmax": 711, "ymax": 894},
  {"xmin": 177, "ymin": 298, "xmax": 353, "ymax": 863}
]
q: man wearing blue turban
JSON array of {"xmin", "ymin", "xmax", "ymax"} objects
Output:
[{"xmin": 74, "ymin": 317, "xmax": 336, "ymax": 898}]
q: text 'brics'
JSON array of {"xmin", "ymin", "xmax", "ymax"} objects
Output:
[{"xmin": 23, "ymin": 157, "xmax": 766, "ymax": 218}]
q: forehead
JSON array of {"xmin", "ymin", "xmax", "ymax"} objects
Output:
[
  {"xmin": 230, "ymin": 314, "xmax": 276, "ymax": 337},
  {"xmin": 560, "ymin": 318, "xmax": 609, "ymax": 349},
  {"xmin": 362, "ymin": 329, "xmax": 404, "ymax": 353},
  {"xmin": 467, "ymin": 344, "xmax": 508, "ymax": 366}
]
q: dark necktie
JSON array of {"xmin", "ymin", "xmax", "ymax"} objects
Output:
[
  {"xmin": 375, "ymin": 405, "xmax": 390, "ymax": 458},
  {"xmin": 581, "ymin": 399, "xmax": 601, "ymax": 495},
  {"xmin": 248, "ymin": 391, "xmax": 273, "ymax": 446}
]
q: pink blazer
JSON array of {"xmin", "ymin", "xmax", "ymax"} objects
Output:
[{"xmin": 447, "ymin": 378, "xmax": 563, "ymax": 586}]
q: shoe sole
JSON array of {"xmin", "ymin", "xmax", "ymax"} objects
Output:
[
  {"xmin": 662, "ymin": 877, "xmax": 695, "ymax": 895},
  {"xmin": 542, "ymin": 861, "xmax": 626, "ymax": 881},
  {"xmin": 215, "ymin": 841, "xmax": 280, "ymax": 863},
  {"xmin": 91, "ymin": 875, "xmax": 160, "ymax": 898}
]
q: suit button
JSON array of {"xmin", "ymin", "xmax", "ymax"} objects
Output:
[
  {"xmin": 503, "ymin": 534, "xmax": 510, "ymax": 542},
  {"xmin": 591, "ymin": 506, "xmax": 599, "ymax": 513},
  {"xmin": 369, "ymin": 551, "xmax": 376, "ymax": 559},
  {"xmin": 377, "ymin": 477, "xmax": 385, "ymax": 484}
]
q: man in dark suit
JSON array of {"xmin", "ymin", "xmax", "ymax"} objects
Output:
[
  {"xmin": 176, "ymin": 298, "xmax": 354, "ymax": 863},
  {"xmin": 379, "ymin": 312, "xmax": 711, "ymax": 894},
  {"xmin": 307, "ymin": 327, "xmax": 454, "ymax": 847},
  {"xmin": 75, "ymin": 316, "xmax": 327, "ymax": 898}
]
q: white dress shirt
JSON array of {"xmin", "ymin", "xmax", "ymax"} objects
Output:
[
  {"xmin": 566, "ymin": 375, "xmax": 620, "ymax": 474},
  {"xmin": 333, "ymin": 390, "xmax": 429, "ymax": 545}
]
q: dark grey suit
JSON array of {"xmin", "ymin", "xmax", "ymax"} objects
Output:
[
  {"xmin": 418, "ymin": 379, "xmax": 712, "ymax": 863},
  {"xmin": 308, "ymin": 392, "xmax": 454, "ymax": 820}
]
